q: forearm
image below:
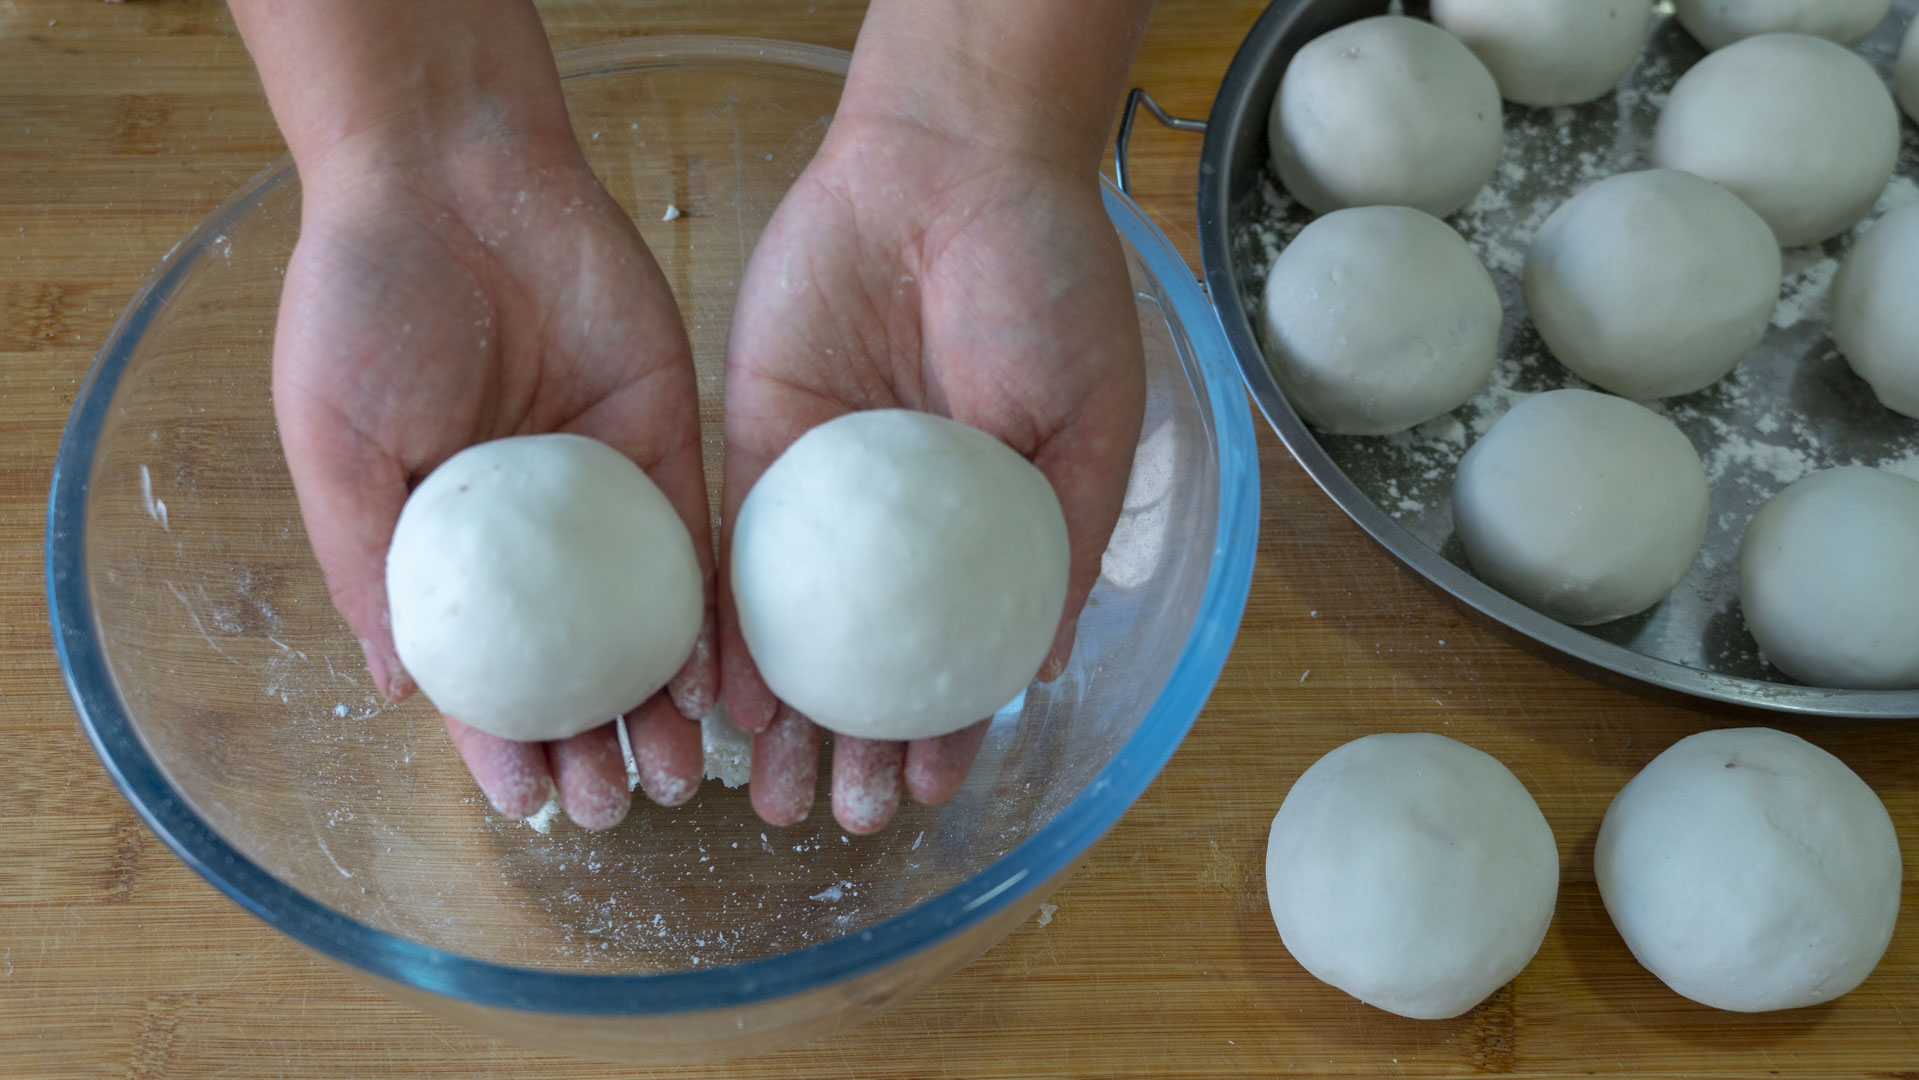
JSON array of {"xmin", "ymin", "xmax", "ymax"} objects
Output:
[
  {"xmin": 839, "ymin": 0, "xmax": 1158, "ymax": 172},
  {"xmin": 229, "ymin": 0, "xmax": 574, "ymax": 178}
]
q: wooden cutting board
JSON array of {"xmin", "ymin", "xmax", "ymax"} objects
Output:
[{"xmin": 2, "ymin": 1, "xmax": 1915, "ymax": 1076}]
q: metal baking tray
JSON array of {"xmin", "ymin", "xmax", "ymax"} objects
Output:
[{"xmin": 1122, "ymin": 0, "xmax": 1919, "ymax": 716}]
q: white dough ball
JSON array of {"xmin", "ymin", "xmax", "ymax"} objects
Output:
[
  {"xmin": 1259, "ymin": 206, "xmax": 1500, "ymax": 435},
  {"xmin": 1597, "ymin": 728, "xmax": 1901, "ymax": 1012},
  {"xmin": 1832, "ymin": 204, "xmax": 1919, "ymax": 419},
  {"xmin": 1674, "ymin": 0, "xmax": 1894, "ymax": 50},
  {"xmin": 1738, "ymin": 467, "xmax": 1919, "ymax": 689},
  {"xmin": 731, "ymin": 410, "xmax": 1069, "ymax": 742},
  {"xmin": 1651, "ymin": 33, "xmax": 1900, "ymax": 247},
  {"xmin": 1431, "ymin": 0, "xmax": 1654, "ymax": 107},
  {"xmin": 1268, "ymin": 15, "xmax": 1504, "ymax": 218},
  {"xmin": 1523, "ymin": 169, "xmax": 1782, "ymax": 400},
  {"xmin": 386, "ymin": 434, "xmax": 702, "ymax": 742},
  {"xmin": 1454, "ymin": 390, "xmax": 1709, "ymax": 625},
  {"xmin": 1900, "ymin": 15, "xmax": 1919, "ymax": 124},
  {"xmin": 1266, "ymin": 733, "xmax": 1559, "ymax": 1020}
]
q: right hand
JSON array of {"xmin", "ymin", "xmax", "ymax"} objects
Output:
[{"xmin": 272, "ymin": 129, "xmax": 717, "ymax": 831}]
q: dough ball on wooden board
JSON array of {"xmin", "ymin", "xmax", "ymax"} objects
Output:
[
  {"xmin": 1651, "ymin": 33, "xmax": 1900, "ymax": 247},
  {"xmin": 1265, "ymin": 732, "xmax": 1559, "ymax": 1020},
  {"xmin": 1831, "ymin": 203, "xmax": 1919, "ymax": 418},
  {"xmin": 1900, "ymin": 15, "xmax": 1919, "ymax": 124},
  {"xmin": 1258, "ymin": 205, "xmax": 1500, "ymax": 435},
  {"xmin": 1597, "ymin": 727, "xmax": 1901, "ymax": 1012},
  {"xmin": 1523, "ymin": 169, "xmax": 1781, "ymax": 400},
  {"xmin": 730, "ymin": 410, "xmax": 1069, "ymax": 742},
  {"xmin": 1268, "ymin": 15, "xmax": 1504, "ymax": 218},
  {"xmin": 1431, "ymin": 0, "xmax": 1654, "ymax": 107},
  {"xmin": 1674, "ymin": 0, "xmax": 1894, "ymax": 50},
  {"xmin": 386, "ymin": 434, "xmax": 702, "ymax": 742},
  {"xmin": 1453, "ymin": 389, "xmax": 1709, "ymax": 626},
  {"xmin": 1738, "ymin": 466, "xmax": 1919, "ymax": 689}
]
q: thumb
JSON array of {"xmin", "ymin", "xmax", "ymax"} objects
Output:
[{"xmin": 274, "ymin": 395, "xmax": 414, "ymax": 701}]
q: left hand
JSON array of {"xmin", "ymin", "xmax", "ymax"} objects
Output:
[{"xmin": 718, "ymin": 114, "xmax": 1147, "ymax": 833}]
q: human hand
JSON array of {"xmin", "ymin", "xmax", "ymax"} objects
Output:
[
  {"xmin": 270, "ymin": 127, "xmax": 715, "ymax": 832},
  {"xmin": 718, "ymin": 112, "xmax": 1148, "ymax": 833}
]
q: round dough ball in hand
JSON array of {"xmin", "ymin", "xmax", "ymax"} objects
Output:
[
  {"xmin": 1738, "ymin": 467, "xmax": 1919, "ymax": 689},
  {"xmin": 1900, "ymin": 16, "xmax": 1919, "ymax": 124},
  {"xmin": 386, "ymin": 434, "xmax": 703, "ymax": 742},
  {"xmin": 1651, "ymin": 33, "xmax": 1900, "ymax": 248},
  {"xmin": 1597, "ymin": 727, "xmax": 1901, "ymax": 1012},
  {"xmin": 1268, "ymin": 15, "xmax": 1504, "ymax": 218},
  {"xmin": 1523, "ymin": 169, "xmax": 1782, "ymax": 400},
  {"xmin": 1431, "ymin": 0, "xmax": 1654, "ymax": 107},
  {"xmin": 1266, "ymin": 733, "xmax": 1560, "ymax": 1020},
  {"xmin": 731, "ymin": 410, "xmax": 1069, "ymax": 742},
  {"xmin": 1674, "ymin": 0, "xmax": 1893, "ymax": 50},
  {"xmin": 1453, "ymin": 390, "xmax": 1709, "ymax": 625},
  {"xmin": 1831, "ymin": 203, "xmax": 1919, "ymax": 419},
  {"xmin": 1259, "ymin": 206, "xmax": 1501, "ymax": 435}
]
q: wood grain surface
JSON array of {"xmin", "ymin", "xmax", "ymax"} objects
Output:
[{"xmin": 4, "ymin": 1, "xmax": 1918, "ymax": 1077}]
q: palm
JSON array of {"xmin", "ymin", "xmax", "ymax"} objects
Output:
[
  {"xmin": 274, "ymin": 154, "xmax": 715, "ymax": 830},
  {"xmin": 721, "ymin": 125, "xmax": 1147, "ymax": 832}
]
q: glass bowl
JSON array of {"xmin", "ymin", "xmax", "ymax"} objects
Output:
[{"xmin": 46, "ymin": 37, "xmax": 1258, "ymax": 1064}]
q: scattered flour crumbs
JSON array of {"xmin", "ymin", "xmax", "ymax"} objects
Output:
[{"xmin": 1230, "ymin": 18, "xmax": 1919, "ymax": 677}]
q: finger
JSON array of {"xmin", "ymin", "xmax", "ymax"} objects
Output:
[
  {"xmin": 550, "ymin": 722, "xmax": 631, "ymax": 831},
  {"xmin": 831, "ymin": 736, "xmax": 906, "ymax": 835},
  {"xmin": 625, "ymin": 695, "xmax": 703, "ymax": 807},
  {"xmin": 274, "ymin": 393, "xmax": 415, "ymax": 702},
  {"xmin": 1032, "ymin": 379, "xmax": 1146, "ymax": 679},
  {"xmin": 667, "ymin": 616, "xmax": 720, "ymax": 720},
  {"xmin": 749, "ymin": 706, "xmax": 822, "ymax": 827},
  {"xmin": 904, "ymin": 719, "xmax": 991, "ymax": 805},
  {"xmin": 443, "ymin": 715, "xmax": 552, "ymax": 819}
]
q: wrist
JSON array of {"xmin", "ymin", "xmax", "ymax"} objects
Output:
[
  {"xmin": 836, "ymin": 0, "xmax": 1156, "ymax": 175},
  {"xmin": 233, "ymin": 0, "xmax": 578, "ymax": 190}
]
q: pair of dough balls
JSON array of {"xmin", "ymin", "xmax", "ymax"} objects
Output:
[
  {"xmin": 1598, "ymin": 728, "xmax": 1901, "ymax": 1012},
  {"xmin": 1454, "ymin": 390, "xmax": 1709, "ymax": 626},
  {"xmin": 1739, "ymin": 466, "xmax": 1919, "ymax": 690},
  {"xmin": 1266, "ymin": 733, "xmax": 1558, "ymax": 1020},
  {"xmin": 1653, "ymin": 32, "xmax": 1900, "ymax": 248},
  {"xmin": 388, "ymin": 412, "xmax": 1070, "ymax": 747},
  {"xmin": 1259, "ymin": 206, "xmax": 1499, "ymax": 435}
]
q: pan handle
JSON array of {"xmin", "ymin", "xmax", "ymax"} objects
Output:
[{"xmin": 1114, "ymin": 88, "xmax": 1206, "ymax": 197}]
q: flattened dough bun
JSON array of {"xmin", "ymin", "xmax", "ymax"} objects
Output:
[
  {"xmin": 1901, "ymin": 15, "xmax": 1919, "ymax": 124},
  {"xmin": 1524, "ymin": 169, "xmax": 1781, "ymax": 400},
  {"xmin": 1431, "ymin": 0, "xmax": 1653, "ymax": 107},
  {"xmin": 730, "ymin": 410, "xmax": 1069, "ymax": 742},
  {"xmin": 1453, "ymin": 390, "xmax": 1709, "ymax": 626},
  {"xmin": 386, "ymin": 434, "xmax": 702, "ymax": 742},
  {"xmin": 1596, "ymin": 728, "xmax": 1901, "ymax": 1012},
  {"xmin": 1268, "ymin": 15, "xmax": 1503, "ymax": 218},
  {"xmin": 1738, "ymin": 466, "xmax": 1919, "ymax": 689},
  {"xmin": 1651, "ymin": 33, "xmax": 1900, "ymax": 247},
  {"xmin": 1832, "ymin": 203, "xmax": 1919, "ymax": 419},
  {"xmin": 1674, "ymin": 0, "xmax": 1894, "ymax": 49},
  {"xmin": 1265, "ymin": 733, "xmax": 1559, "ymax": 1020},
  {"xmin": 1259, "ymin": 206, "xmax": 1500, "ymax": 435}
]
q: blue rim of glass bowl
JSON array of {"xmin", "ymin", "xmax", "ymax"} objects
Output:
[{"xmin": 44, "ymin": 36, "xmax": 1259, "ymax": 1017}]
